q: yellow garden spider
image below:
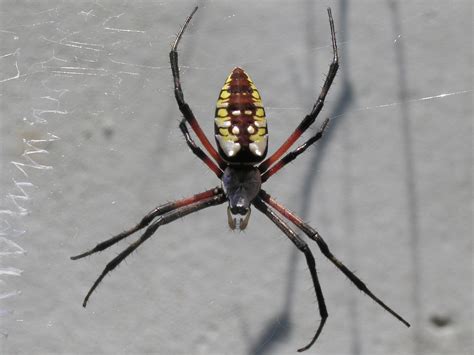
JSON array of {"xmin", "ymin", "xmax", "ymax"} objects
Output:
[{"xmin": 72, "ymin": 7, "xmax": 410, "ymax": 352}]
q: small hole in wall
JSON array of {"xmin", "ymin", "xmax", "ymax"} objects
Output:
[{"xmin": 429, "ymin": 314, "xmax": 452, "ymax": 328}]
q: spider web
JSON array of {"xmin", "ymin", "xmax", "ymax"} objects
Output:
[{"xmin": 0, "ymin": 1, "xmax": 471, "ymax": 354}]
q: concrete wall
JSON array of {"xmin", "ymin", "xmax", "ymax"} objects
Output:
[{"xmin": 1, "ymin": 1, "xmax": 471, "ymax": 354}]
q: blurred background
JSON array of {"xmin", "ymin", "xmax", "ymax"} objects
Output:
[{"xmin": 0, "ymin": 1, "xmax": 472, "ymax": 354}]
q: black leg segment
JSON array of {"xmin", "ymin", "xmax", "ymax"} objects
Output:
[
  {"xmin": 258, "ymin": 189, "xmax": 411, "ymax": 328},
  {"xmin": 253, "ymin": 197, "xmax": 328, "ymax": 352},
  {"xmin": 261, "ymin": 118, "xmax": 329, "ymax": 182},
  {"xmin": 71, "ymin": 187, "xmax": 223, "ymax": 260},
  {"xmin": 77, "ymin": 192, "xmax": 226, "ymax": 307},
  {"xmin": 170, "ymin": 7, "xmax": 226, "ymax": 170},
  {"xmin": 258, "ymin": 8, "xmax": 338, "ymax": 174}
]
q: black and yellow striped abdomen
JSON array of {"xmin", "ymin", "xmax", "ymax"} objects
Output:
[{"xmin": 214, "ymin": 67, "xmax": 268, "ymax": 164}]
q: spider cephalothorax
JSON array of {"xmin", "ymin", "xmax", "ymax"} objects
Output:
[
  {"xmin": 222, "ymin": 166, "xmax": 261, "ymax": 230},
  {"xmin": 72, "ymin": 7, "xmax": 409, "ymax": 352}
]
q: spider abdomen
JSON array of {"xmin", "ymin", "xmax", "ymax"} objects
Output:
[{"xmin": 214, "ymin": 67, "xmax": 268, "ymax": 164}]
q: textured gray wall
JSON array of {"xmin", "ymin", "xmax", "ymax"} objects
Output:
[{"xmin": 0, "ymin": 1, "xmax": 472, "ymax": 354}]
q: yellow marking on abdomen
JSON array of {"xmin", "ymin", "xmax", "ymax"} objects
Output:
[
  {"xmin": 220, "ymin": 90, "xmax": 231, "ymax": 99},
  {"xmin": 217, "ymin": 108, "xmax": 228, "ymax": 117},
  {"xmin": 215, "ymin": 116, "xmax": 231, "ymax": 127},
  {"xmin": 250, "ymin": 128, "xmax": 267, "ymax": 142}
]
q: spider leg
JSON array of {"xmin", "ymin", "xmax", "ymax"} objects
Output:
[
  {"xmin": 258, "ymin": 8, "xmax": 338, "ymax": 174},
  {"xmin": 258, "ymin": 189, "xmax": 411, "ymax": 328},
  {"xmin": 179, "ymin": 119, "xmax": 223, "ymax": 178},
  {"xmin": 252, "ymin": 197, "xmax": 327, "ymax": 352},
  {"xmin": 71, "ymin": 187, "xmax": 223, "ymax": 260},
  {"xmin": 81, "ymin": 192, "xmax": 226, "ymax": 307},
  {"xmin": 261, "ymin": 118, "xmax": 329, "ymax": 182},
  {"xmin": 170, "ymin": 7, "xmax": 226, "ymax": 171}
]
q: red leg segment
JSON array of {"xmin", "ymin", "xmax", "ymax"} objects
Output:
[
  {"xmin": 261, "ymin": 118, "xmax": 329, "ymax": 182},
  {"xmin": 253, "ymin": 197, "xmax": 327, "ymax": 352},
  {"xmin": 258, "ymin": 8, "xmax": 338, "ymax": 174},
  {"xmin": 80, "ymin": 192, "xmax": 226, "ymax": 307},
  {"xmin": 179, "ymin": 120, "xmax": 223, "ymax": 178},
  {"xmin": 170, "ymin": 7, "xmax": 226, "ymax": 171},
  {"xmin": 258, "ymin": 189, "xmax": 411, "ymax": 328},
  {"xmin": 71, "ymin": 187, "xmax": 223, "ymax": 260}
]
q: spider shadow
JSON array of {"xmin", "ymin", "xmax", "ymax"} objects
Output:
[{"xmin": 387, "ymin": 1, "xmax": 420, "ymax": 352}]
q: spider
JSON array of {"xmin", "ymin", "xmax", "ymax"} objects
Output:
[{"xmin": 72, "ymin": 7, "xmax": 410, "ymax": 352}]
